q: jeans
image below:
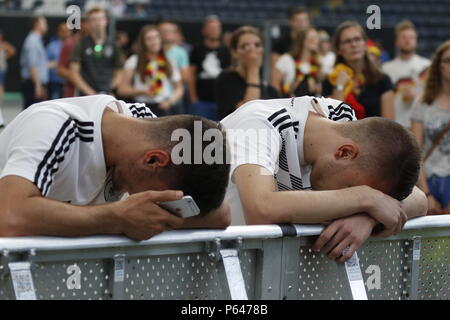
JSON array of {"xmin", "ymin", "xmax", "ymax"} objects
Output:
[
  {"xmin": 22, "ymin": 80, "xmax": 47, "ymax": 110},
  {"xmin": 427, "ymin": 175, "xmax": 450, "ymax": 209},
  {"xmin": 189, "ymin": 101, "xmax": 218, "ymax": 121},
  {"xmin": 48, "ymin": 82, "xmax": 64, "ymax": 100}
]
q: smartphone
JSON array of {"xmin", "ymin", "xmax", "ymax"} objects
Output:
[{"xmin": 158, "ymin": 196, "xmax": 201, "ymax": 218}]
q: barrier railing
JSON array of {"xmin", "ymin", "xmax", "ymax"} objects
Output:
[{"xmin": 0, "ymin": 216, "xmax": 448, "ymax": 300}]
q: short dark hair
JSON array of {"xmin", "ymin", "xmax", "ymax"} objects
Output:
[
  {"xmin": 29, "ymin": 16, "xmax": 44, "ymax": 30},
  {"xmin": 147, "ymin": 115, "xmax": 230, "ymax": 214},
  {"xmin": 336, "ymin": 117, "xmax": 421, "ymax": 201},
  {"xmin": 288, "ymin": 7, "xmax": 308, "ymax": 20}
]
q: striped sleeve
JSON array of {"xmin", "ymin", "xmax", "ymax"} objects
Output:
[
  {"xmin": 127, "ymin": 103, "xmax": 157, "ymax": 119},
  {"xmin": 327, "ymin": 102, "xmax": 357, "ymax": 122},
  {"xmin": 0, "ymin": 109, "xmax": 93, "ymax": 196}
]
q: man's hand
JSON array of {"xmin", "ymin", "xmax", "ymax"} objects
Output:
[
  {"xmin": 312, "ymin": 213, "xmax": 377, "ymax": 263},
  {"xmin": 242, "ymin": 49, "xmax": 263, "ymax": 71},
  {"xmin": 336, "ymin": 70, "xmax": 351, "ymax": 88},
  {"xmin": 158, "ymin": 99, "xmax": 172, "ymax": 111},
  {"xmin": 34, "ymin": 83, "xmax": 46, "ymax": 99},
  {"xmin": 113, "ymin": 190, "xmax": 184, "ymax": 240},
  {"xmin": 361, "ymin": 186, "xmax": 408, "ymax": 237}
]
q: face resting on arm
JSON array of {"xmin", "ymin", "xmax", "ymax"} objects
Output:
[
  {"xmin": 221, "ymin": 96, "xmax": 426, "ymax": 261},
  {"xmin": 0, "ymin": 97, "xmax": 231, "ymax": 240}
]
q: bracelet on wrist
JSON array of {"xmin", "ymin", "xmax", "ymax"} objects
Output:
[{"xmin": 247, "ymin": 83, "xmax": 261, "ymax": 88}]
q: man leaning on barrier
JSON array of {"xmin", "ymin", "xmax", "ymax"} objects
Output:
[
  {"xmin": 0, "ymin": 95, "xmax": 231, "ymax": 240},
  {"xmin": 221, "ymin": 96, "xmax": 428, "ymax": 262}
]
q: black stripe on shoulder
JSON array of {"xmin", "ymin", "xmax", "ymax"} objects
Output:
[
  {"xmin": 39, "ymin": 123, "xmax": 78, "ymax": 195},
  {"xmin": 331, "ymin": 113, "xmax": 354, "ymax": 122},
  {"xmin": 273, "ymin": 114, "xmax": 291, "ymax": 128},
  {"xmin": 33, "ymin": 118, "xmax": 73, "ymax": 192},
  {"xmin": 73, "ymin": 119, "xmax": 94, "ymax": 127},
  {"xmin": 34, "ymin": 118, "xmax": 94, "ymax": 195},
  {"xmin": 268, "ymin": 108, "xmax": 287, "ymax": 122}
]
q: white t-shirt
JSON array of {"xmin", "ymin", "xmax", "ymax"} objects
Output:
[
  {"xmin": 382, "ymin": 54, "xmax": 430, "ymax": 128},
  {"xmin": 275, "ymin": 54, "xmax": 315, "ymax": 91},
  {"xmin": 0, "ymin": 94, "xmax": 156, "ymax": 205},
  {"xmin": 220, "ymin": 96, "xmax": 356, "ymax": 225},
  {"xmin": 321, "ymin": 51, "xmax": 336, "ymax": 75},
  {"xmin": 124, "ymin": 54, "xmax": 181, "ymax": 104},
  {"xmin": 411, "ymin": 101, "xmax": 450, "ymax": 178}
]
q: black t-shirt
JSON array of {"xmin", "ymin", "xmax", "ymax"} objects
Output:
[
  {"xmin": 190, "ymin": 43, "xmax": 231, "ymax": 103},
  {"xmin": 215, "ymin": 70, "xmax": 280, "ymax": 119},
  {"xmin": 71, "ymin": 36, "xmax": 124, "ymax": 93},
  {"xmin": 322, "ymin": 74, "xmax": 393, "ymax": 118},
  {"xmin": 272, "ymin": 32, "xmax": 292, "ymax": 55}
]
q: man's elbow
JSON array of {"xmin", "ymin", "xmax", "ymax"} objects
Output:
[
  {"xmin": 0, "ymin": 209, "xmax": 27, "ymax": 237},
  {"xmin": 244, "ymin": 200, "xmax": 276, "ymax": 225},
  {"xmin": 417, "ymin": 189, "xmax": 428, "ymax": 217}
]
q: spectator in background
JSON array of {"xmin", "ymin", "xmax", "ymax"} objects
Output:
[
  {"xmin": 70, "ymin": 8, "xmax": 124, "ymax": 96},
  {"xmin": 46, "ymin": 22, "xmax": 71, "ymax": 100},
  {"xmin": 382, "ymin": 20, "xmax": 430, "ymax": 129},
  {"xmin": 0, "ymin": 28, "xmax": 16, "ymax": 128},
  {"xmin": 272, "ymin": 7, "xmax": 310, "ymax": 58},
  {"xmin": 216, "ymin": 26, "xmax": 279, "ymax": 119},
  {"xmin": 188, "ymin": 15, "xmax": 230, "ymax": 120},
  {"xmin": 116, "ymin": 31, "xmax": 131, "ymax": 58},
  {"xmin": 117, "ymin": 25, "xmax": 184, "ymax": 117},
  {"xmin": 271, "ymin": 27, "xmax": 322, "ymax": 97},
  {"xmin": 411, "ymin": 40, "xmax": 450, "ymax": 215},
  {"xmin": 20, "ymin": 16, "xmax": 48, "ymax": 109},
  {"xmin": 109, "ymin": 0, "xmax": 126, "ymax": 17},
  {"xmin": 159, "ymin": 22, "xmax": 190, "ymax": 87},
  {"xmin": 323, "ymin": 21, "xmax": 394, "ymax": 120},
  {"xmin": 318, "ymin": 29, "xmax": 335, "ymax": 76},
  {"xmin": 58, "ymin": 17, "xmax": 90, "ymax": 98},
  {"xmin": 159, "ymin": 21, "xmax": 190, "ymax": 114},
  {"xmin": 174, "ymin": 26, "xmax": 192, "ymax": 54}
]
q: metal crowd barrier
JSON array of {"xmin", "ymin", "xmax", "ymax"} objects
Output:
[{"xmin": 0, "ymin": 216, "xmax": 448, "ymax": 300}]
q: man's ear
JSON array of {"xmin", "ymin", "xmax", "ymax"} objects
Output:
[
  {"xmin": 334, "ymin": 144, "xmax": 359, "ymax": 160},
  {"xmin": 142, "ymin": 150, "xmax": 171, "ymax": 169}
]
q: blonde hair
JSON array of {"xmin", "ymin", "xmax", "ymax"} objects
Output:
[{"xmin": 395, "ymin": 20, "xmax": 417, "ymax": 38}]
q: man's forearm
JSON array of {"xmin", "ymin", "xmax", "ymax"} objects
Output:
[
  {"xmin": 30, "ymin": 67, "xmax": 41, "ymax": 86},
  {"xmin": 246, "ymin": 186, "xmax": 373, "ymax": 224},
  {"xmin": 2, "ymin": 196, "xmax": 121, "ymax": 237},
  {"xmin": 401, "ymin": 186, "xmax": 428, "ymax": 219},
  {"xmin": 72, "ymin": 73, "xmax": 96, "ymax": 96}
]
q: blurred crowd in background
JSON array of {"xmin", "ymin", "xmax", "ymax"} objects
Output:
[{"xmin": 0, "ymin": 2, "xmax": 449, "ymax": 213}]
